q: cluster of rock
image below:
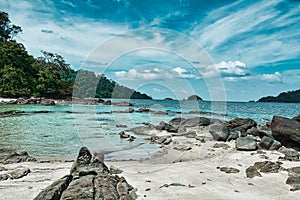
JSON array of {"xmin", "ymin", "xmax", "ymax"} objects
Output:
[
  {"xmin": 34, "ymin": 147, "xmax": 136, "ymax": 200},
  {"xmin": 0, "ymin": 97, "xmax": 56, "ymax": 106}
]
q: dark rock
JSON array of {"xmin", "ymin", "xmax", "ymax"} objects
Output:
[
  {"xmin": 110, "ymin": 166, "xmax": 123, "ymax": 174},
  {"xmin": 0, "ymin": 174, "xmax": 9, "ymax": 181},
  {"xmin": 136, "ymin": 108, "xmax": 150, "ymax": 113},
  {"xmin": 288, "ymin": 167, "xmax": 300, "ymax": 177},
  {"xmin": 35, "ymin": 147, "xmax": 136, "ymax": 200},
  {"xmin": 103, "ymin": 100, "xmax": 111, "ymax": 105},
  {"xmin": 195, "ymin": 136, "xmax": 206, "ymax": 143},
  {"xmin": 258, "ymin": 136, "xmax": 281, "ymax": 150},
  {"xmin": 173, "ymin": 144, "xmax": 192, "ymax": 151},
  {"xmin": 236, "ymin": 137, "xmax": 257, "ymax": 151},
  {"xmin": 34, "ymin": 175, "xmax": 72, "ymax": 200},
  {"xmin": 286, "ymin": 176, "xmax": 300, "ymax": 185},
  {"xmin": 116, "ymin": 124, "xmax": 127, "ymax": 128},
  {"xmin": 271, "ymin": 116, "xmax": 300, "ymax": 147},
  {"xmin": 209, "ymin": 124, "xmax": 230, "ymax": 141},
  {"xmin": 181, "ymin": 117, "xmax": 210, "ymax": 127},
  {"xmin": 253, "ymin": 161, "xmax": 282, "ymax": 173},
  {"xmin": 150, "ymin": 136, "xmax": 172, "ymax": 145},
  {"xmin": 155, "ymin": 121, "xmax": 167, "ymax": 131},
  {"xmin": 257, "ymin": 126, "xmax": 273, "ymax": 138},
  {"xmin": 0, "ymin": 110, "xmax": 26, "ymax": 117},
  {"xmin": 97, "ymin": 98, "xmax": 105, "ymax": 104},
  {"xmin": 225, "ymin": 118, "xmax": 257, "ymax": 131},
  {"xmin": 41, "ymin": 99, "xmax": 55, "ymax": 106},
  {"xmin": 246, "ymin": 127, "xmax": 259, "ymax": 136},
  {"xmin": 246, "ymin": 166, "xmax": 262, "ymax": 178},
  {"xmin": 112, "ymin": 101, "xmax": 133, "ymax": 106},
  {"xmin": 118, "ymin": 108, "xmax": 134, "ymax": 113},
  {"xmin": 128, "ymin": 136, "xmax": 136, "ymax": 142},
  {"xmin": 292, "ymin": 115, "xmax": 300, "ymax": 122},
  {"xmin": 152, "ymin": 111, "xmax": 168, "ymax": 115},
  {"xmin": 119, "ymin": 131, "xmax": 130, "ymax": 139},
  {"xmin": 227, "ymin": 130, "xmax": 240, "ymax": 141},
  {"xmin": 278, "ymin": 146, "xmax": 299, "ymax": 161},
  {"xmin": 165, "ymin": 118, "xmax": 184, "ymax": 133},
  {"xmin": 219, "ymin": 167, "xmax": 240, "ymax": 174},
  {"xmin": 1, "ymin": 151, "xmax": 37, "ymax": 164},
  {"xmin": 9, "ymin": 168, "xmax": 30, "ymax": 179}
]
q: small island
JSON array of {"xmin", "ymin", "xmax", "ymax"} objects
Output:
[{"xmin": 186, "ymin": 95, "xmax": 203, "ymax": 101}]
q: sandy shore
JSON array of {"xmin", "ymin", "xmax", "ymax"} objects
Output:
[{"xmin": 0, "ymin": 127, "xmax": 299, "ymax": 200}]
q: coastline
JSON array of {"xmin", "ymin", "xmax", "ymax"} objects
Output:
[{"xmin": 1, "ymin": 116, "xmax": 300, "ymax": 199}]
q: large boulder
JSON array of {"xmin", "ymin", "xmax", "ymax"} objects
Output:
[
  {"xmin": 271, "ymin": 116, "xmax": 300, "ymax": 147},
  {"xmin": 1, "ymin": 151, "xmax": 36, "ymax": 164},
  {"xmin": 181, "ymin": 117, "xmax": 210, "ymax": 127},
  {"xmin": 225, "ymin": 118, "xmax": 257, "ymax": 131},
  {"xmin": 236, "ymin": 137, "xmax": 257, "ymax": 151},
  {"xmin": 209, "ymin": 124, "xmax": 230, "ymax": 141},
  {"xmin": 34, "ymin": 147, "xmax": 136, "ymax": 200},
  {"xmin": 258, "ymin": 136, "xmax": 281, "ymax": 150}
]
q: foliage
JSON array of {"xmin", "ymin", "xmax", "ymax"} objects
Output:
[
  {"xmin": 0, "ymin": 11, "xmax": 22, "ymax": 41},
  {"xmin": 0, "ymin": 11, "xmax": 151, "ymax": 99},
  {"xmin": 258, "ymin": 89, "xmax": 300, "ymax": 103}
]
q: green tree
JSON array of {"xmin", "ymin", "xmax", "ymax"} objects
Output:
[{"xmin": 0, "ymin": 11, "xmax": 22, "ymax": 41}]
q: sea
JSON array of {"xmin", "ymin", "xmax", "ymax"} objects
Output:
[{"xmin": 0, "ymin": 99, "xmax": 299, "ymax": 160}]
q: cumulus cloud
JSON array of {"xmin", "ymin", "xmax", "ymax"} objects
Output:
[
  {"xmin": 203, "ymin": 60, "xmax": 248, "ymax": 78},
  {"xmin": 261, "ymin": 72, "xmax": 282, "ymax": 82}
]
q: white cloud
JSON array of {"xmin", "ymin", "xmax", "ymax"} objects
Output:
[
  {"xmin": 202, "ymin": 60, "xmax": 248, "ymax": 78},
  {"xmin": 261, "ymin": 72, "xmax": 282, "ymax": 82}
]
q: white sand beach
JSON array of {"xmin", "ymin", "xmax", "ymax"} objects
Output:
[{"xmin": 0, "ymin": 126, "xmax": 299, "ymax": 200}]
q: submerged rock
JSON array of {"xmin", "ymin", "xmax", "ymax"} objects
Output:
[{"xmin": 34, "ymin": 147, "xmax": 136, "ymax": 200}]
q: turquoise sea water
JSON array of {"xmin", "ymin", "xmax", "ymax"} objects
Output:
[{"xmin": 0, "ymin": 100, "xmax": 299, "ymax": 160}]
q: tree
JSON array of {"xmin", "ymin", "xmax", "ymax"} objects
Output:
[{"xmin": 0, "ymin": 11, "xmax": 22, "ymax": 41}]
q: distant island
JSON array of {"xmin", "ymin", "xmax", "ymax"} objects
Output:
[
  {"xmin": 258, "ymin": 89, "xmax": 300, "ymax": 103},
  {"xmin": 186, "ymin": 95, "xmax": 203, "ymax": 101},
  {"xmin": 164, "ymin": 98, "xmax": 173, "ymax": 100},
  {"xmin": 0, "ymin": 12, "xmax": 151, "ymax": 100}
]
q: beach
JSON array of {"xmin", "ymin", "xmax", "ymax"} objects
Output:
[{"xmin": 0, "ymin": 119, "xmax": 299, "ymax": 200}]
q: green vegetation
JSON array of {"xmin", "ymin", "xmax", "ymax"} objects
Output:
[
  {"xmin": 0, "ymin": 11, "xmax": 151, "ymax": 99},
  {"xmin": 258, "ymin": 89, "xmax": 300, "ymax": 103}
]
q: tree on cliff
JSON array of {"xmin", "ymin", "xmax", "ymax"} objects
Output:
[{"xmin": 0, "ymin": 11, "xmax": 22, "ymax": 41}]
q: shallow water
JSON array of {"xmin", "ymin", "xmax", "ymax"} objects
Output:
[{"xmin": 0, "ymin": 100, "xmax": 299, "ymax": 160}]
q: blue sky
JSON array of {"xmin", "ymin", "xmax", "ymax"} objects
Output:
[{"xmin": 1, "ymin": 0, "xmax": 300, "ymax": 101}]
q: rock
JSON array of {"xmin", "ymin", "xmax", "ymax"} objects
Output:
[
  {"xmin": 209, "ymin": 124, "xmax": 230, "ymax": 141},
  {"xmin": 246, "ymin": 166, "xmax": 262, "ymax": 178},
  {"xmin": 278, "ymin": 146, "xmax": 299, "ymax": 161},
  {"xmin": 35, "ymin": 147, "xmax": 136, "ymax": 200},
  {"xmin": 103, "ymin": 100, "xmax": 111, "ymax": 105},
  {"xmin": 150, "ymin": 136, "xmax": 172, "ymax": 145},
  {"xmin": 119, "ymin": 131, "xmax": 130, "ymax": 139},
  {"xmin": 0, "ymin": 110, "xmax": 26, "ymax": 117},
  {"xmin": 227, "ymin": 130, "xmax": 240, "ymax": 141},
  {"xmin": 258, "ymin": 136, "xmax": 281, "ymax": 150},
  {"xmin": 165, "ymin": 118, "xmax": 184, "ymax": 133},
  {"xmin": 195, "ymin": 136, "xmax": 206, "ymax": 143},
  {"xmin": 1, "ymin": 151, "xmax": 36, "ymax": 164},
  {"xmin": 97, "ymin": 98, "xmax": 105, "ymax": 104},
  {"xmin": 257, "ymin": 126, "xmax": 273, "ymax": 138},
  {"xmin": 225, "ymin": 118, "xmax": 257, "ymax": 131},
  {"xmin": 116, "ymin": 124, "xmax": 127, "ymax": 128},
  {"xmin": 219, "ymin": 167, "xmax": 240, "ymax": 174},
  {"xmin": 152, "ymin": 111, "xmax": 168, "ymax": 115},
  {"xmin": 213, "ymin": 143, "xmax": 230, "ymax": 149},
  {"xmin": 9, "ymin": 168, "xmax": 30, "ymax": 179},
  {"xmin": 246, "ymin": 127, "xmax": 259, "ymax": 136},
  {"xmin": 155, "ymin": 121, "xmax": 167, "ymax": 130},
  {"xmin": 288, "ymin": 167, "xmax": 300, "ymax": 177},
  {"xmin": 0, "ymin": 174, "xmax": 9, "ymax": 181},
  {"xmin": 110, "ymin": 166, "xmax": 123, "ymax": 174},
  {"xmin": 181, "ymin": 117, "xmax": 210, "ymax": 127},
  {"xmin": 17, "ymin": 97, "xmax": 28, "ymax": 104},
  {"xmin": 41, "ymin": 99, "xmax": 55, "ymax": 106},
  {"xmin": 271, "ymin": 116, "xmax": 300, "ymax": 147},
  {"xmin": 292, "ymin": 115, "xmax": 300, "ymax": 122},
  {"xmin": 118, "ymin": 108, "xmax": 134, "ymax": 113},
  {"xmin": 112, "ymin": 101, "xmax": 133, "ymax": 106},
  {"xmin": 136, "ymin": 108, "xmax": 150, "ymax": 113},
  {"xmin": 253, "ymin": 161, "xmax": 282, "ymax": 173},
  {"xmin": 34, "ymin": 175, "xmax": 72, "ymax": 200},
  {"xmin": 236, "ymin": 137, "xmax": 257, "ymax": 151},
  {"xmin": 130, "ymin": 125, "xmax": 154, "ymax": 135},
  {"xmin": 173, "ymin": 144, "xmax": 192, "ymax": 151},
  {"xmin": 286, "ymin": 176, "xmax": 300, "ymax": 185}
]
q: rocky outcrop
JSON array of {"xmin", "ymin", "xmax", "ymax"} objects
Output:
[
  {"xmin": 187, "ymin": 95, "xmax": 202, "ymax": 101},
  {"xmin": 34, "ymin": 147, "xmax": 136, "ymax": 200},
  {"xmin": 271, "ymin": 116, "xmax": 300, "ymax": 147},
  {"xmin": 246, "ymin": 166, "xmax": 262, "ymax": 178},
  {"xmin": 1, "ymin": 151, "xmax": 37, "ymax": 164}
]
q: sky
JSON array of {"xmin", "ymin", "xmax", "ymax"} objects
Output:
[{"xmin": 1, "ymin": 0, "xmax": 300, "ymax": 101}]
